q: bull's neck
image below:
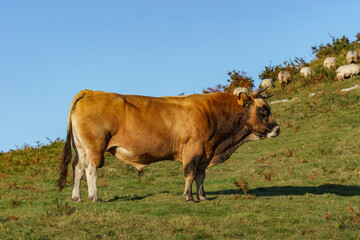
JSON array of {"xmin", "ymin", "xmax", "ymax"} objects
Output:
[
  {"xmin": 205, "ymin": 93, "xmax": 253, "ymax": 166},
  {"xmin": 209, "ymin": 93, "xmax": 251, "ymax": 138}
]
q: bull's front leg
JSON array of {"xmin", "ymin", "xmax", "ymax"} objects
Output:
[
  {"xmin": 183, "ymin": 166, "xmax": 196, "ymax": 202},
  {"xmin": 195, "ymin": 169, "xmax": 207, "ymax": 201},
  {"xmin": 182, "ymin": 141, "xmax": 204, "ymax": 202}
]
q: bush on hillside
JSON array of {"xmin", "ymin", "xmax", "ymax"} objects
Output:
[
  {"xmin": 307, "ymin": 65, "xmax": 336, "ymax": 85},
  {"xmin": 258, "ymin": 57, "xmax": 307, "ymax": 88},
  {"xmin": 202, "ymin": 84, "xmax": 225, "ymax": 94},
  {"xmin": 311, "ymin": 35, "xmax": 353, "ymax": 59},
  {"xmin": 258, "ymin": 64, "xmax": 282, "ymax": 82},
  {"xmin": 202, "ymin": 70, "xmax": 254, "ymax": 94},
  {"xmin": 223, "ymin": 70, "xmax": 254, "ymax": 93},
  {"xmin": 283, "ymin": 57, "xmax": 307, "ymax": 74}
]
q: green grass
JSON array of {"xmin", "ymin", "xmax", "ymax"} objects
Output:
[{"xmin": 1, "ymin": 77, "xmax": 360, "ymax": 239}]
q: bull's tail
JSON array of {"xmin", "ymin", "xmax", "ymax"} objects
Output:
[
  {"xmin": 57, "ymin": 124, "xmax": 72, "ymax": 191},
  {"xmin": 56, "ymin": 90, "xmax": 91, "ymax": 191}
]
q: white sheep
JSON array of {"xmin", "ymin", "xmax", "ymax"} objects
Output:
[
  {"xmin": 260, "ymin": 79, "xmax": 274, "ymax": 89},
  {"xmin": 278, "ymin": 70, "xmax": 291, "ymax": 85},
  {"xmin": 300, "ymin": 67, "xmax": 312, "ymax": 78},
  {"xmin": 233, "ymin": 87, "xmax": 249, "ymax": 95},
  {"xmin": 346, "ymin": 50, "xmax": 359, "ymax": 64},
  {"xmin": 323, "ymin": 57, "xmax": 336, "ymax": 70},
  {"xmin": 336, "ymin": 64, "xmax": 360, "ymax": 80}
]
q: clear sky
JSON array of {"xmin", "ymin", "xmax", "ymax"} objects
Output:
[{"xmin": 1, "ymin": 0, "xmax": 359, "ymax": 152}]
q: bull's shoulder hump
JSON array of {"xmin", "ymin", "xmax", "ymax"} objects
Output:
[
  {"xmin": 206, "ymin": 92, "xmax": 237, "ymax": 103},
  {"xmin": 162, "ymin": 93, "xmax": 221, "ymax": 102}
]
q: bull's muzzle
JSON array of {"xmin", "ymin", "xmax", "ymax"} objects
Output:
[{"xmin": 267, "ymin": 126, "xmax": 281, "ymax": 138}]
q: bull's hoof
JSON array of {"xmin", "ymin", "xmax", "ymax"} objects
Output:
[
  {"xmin": 198, "ymin": 196, "xmax": 208, "ymax": 201},
  {"xmin": 72, "ymin": 197, "xmax": 84, "ymax": 202},
  {"xmin": 89, "ymin": 196, "xmax": 102, "ymax": 202}
]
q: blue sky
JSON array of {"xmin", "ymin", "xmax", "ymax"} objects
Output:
[{"xmin": 1, "ymin": 0, "xmax": 359, "ymax": 152}]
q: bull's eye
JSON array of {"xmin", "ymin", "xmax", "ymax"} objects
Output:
[
  {"xmin": 256, "ymin": 110, "xmax": 265, "ymax": 120},
  {"xmin": 256, "ymin": 106, "xmax": 270, "ymax": 120}
]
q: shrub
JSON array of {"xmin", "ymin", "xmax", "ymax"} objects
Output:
[
  {"xmin": 202, "ymin": 70, "xmax": 254, "ymax": 94},
  {"xmin": 258, "ymin": 57, "xmax": 306, "ymax": 88},
  {"xmin": 258, "ymin": 63, "xmax": 282, "ymax": 82},
  {"xmin": 356, "ymin": 33, "xmax": 360, "ymax": 43},
  {"xmin": 223, "ymin": 70, "xmax": 254, "ymax": 93},
  {"xmin": 311, "ymin": 34, "xmax": 353, "ymax": 59},
  {"xmin": 202, "ymin": 84, "xmax": 225, "ymax": 94},
  {"xmin": 308, "ymin": 64, "xmax": 336, "ymax": 84},
  {"xmin": 283, "ymin": 57, "xmax": 307, "ymax": 75}
]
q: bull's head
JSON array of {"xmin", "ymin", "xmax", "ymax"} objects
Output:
[{"xmin": 238, "ymin": 86, "xmax": 280, "ymax": 140}]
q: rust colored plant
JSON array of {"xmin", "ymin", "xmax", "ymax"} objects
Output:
[
  {"xmin": 223, "ymin": 70, "xmax": 254, "ymax": 93},
  {"xmin": 202, "ymin": 84, "xmax": 225, "ymax": 94},
  {"xmin": 344, "ymin": 202, "xmax": 360, "ymax": 224},
  {"xmin": 235, "ymin": 178, "xmax": 249, "ymax": 194},
  {"xmin": 202, "ymin": 70, "xmax": 254, "ymax": 94}
]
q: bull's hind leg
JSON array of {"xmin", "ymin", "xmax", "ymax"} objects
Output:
[
  {"xmin": 71, "ymin": 114, "xmax": 107, "ymax": 202},
  {"xmin": 85, "ymin": 162, "xmax": 99, "ymax": 202},
  {"xmin": 85, "ymin": 150, "xmax": 105, "ymax": 202},
  {"xmin": 72, "ymin": 141, "xmax": 86, "ymax": 201},
  {"xmin": 195, "ymin": 169, "xmax": 207, "ymax": 201}
]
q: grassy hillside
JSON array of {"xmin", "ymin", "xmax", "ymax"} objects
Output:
[
  {"xmin": 257, "ymin": 34, "xmax": 360, "ymax": 92},
  {"xmin": 1, "ymin": 75, "xmax": 360, "ymax": 239}
]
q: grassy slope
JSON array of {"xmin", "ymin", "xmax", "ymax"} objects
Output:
[{"xmin": 1, "ymin": 77, "xmax": 360, "ymax": 239}]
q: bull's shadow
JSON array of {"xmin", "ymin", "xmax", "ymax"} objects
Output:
[
  {"xmin": 105, "ymin": 190, "xmax": 171, "ymax": 202},
  {"xmin": 206, "ymin": 184, "xmax": 360, "ymax": 197},
  {"xmin": 104, "ymin": 185, "xmax": 360, "ymax": 202},
  {"xmin": 105, "ymin": 193, "xmax": 154, "ymax": 202}
]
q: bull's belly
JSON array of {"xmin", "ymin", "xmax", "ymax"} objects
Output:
[{"xmin": 107, "ymin": 145, "xmax": 175, "ymax": 171}]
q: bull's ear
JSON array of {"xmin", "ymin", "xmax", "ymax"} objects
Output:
[{"xmin": 238, "ymin": 92, "xmax": 251, "ymax": 107}]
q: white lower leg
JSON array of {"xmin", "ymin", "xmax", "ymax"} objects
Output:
[
  {"xmin": 72, "ymin": 152, "xmax": 85, "ymax": 201},
  {"xmin": 85, "ymin": 163, "xmax": 99, "ymax": 202},
  {"xmin": 72, "ymin": 164, "xmax": 84, "ymax": 201}
]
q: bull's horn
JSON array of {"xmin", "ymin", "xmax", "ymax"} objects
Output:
[
  {"xmin": 251, "ymin": 86, "xmax": 270, "ymax": 98},
  {"xmin": 261, "ymin": 92, "xmax": 277, "ymax": 99}
]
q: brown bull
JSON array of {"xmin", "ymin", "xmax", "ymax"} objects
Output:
[{"xmin": 57, "ymin": 87, "xmax": 280, "ymax": 202}]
